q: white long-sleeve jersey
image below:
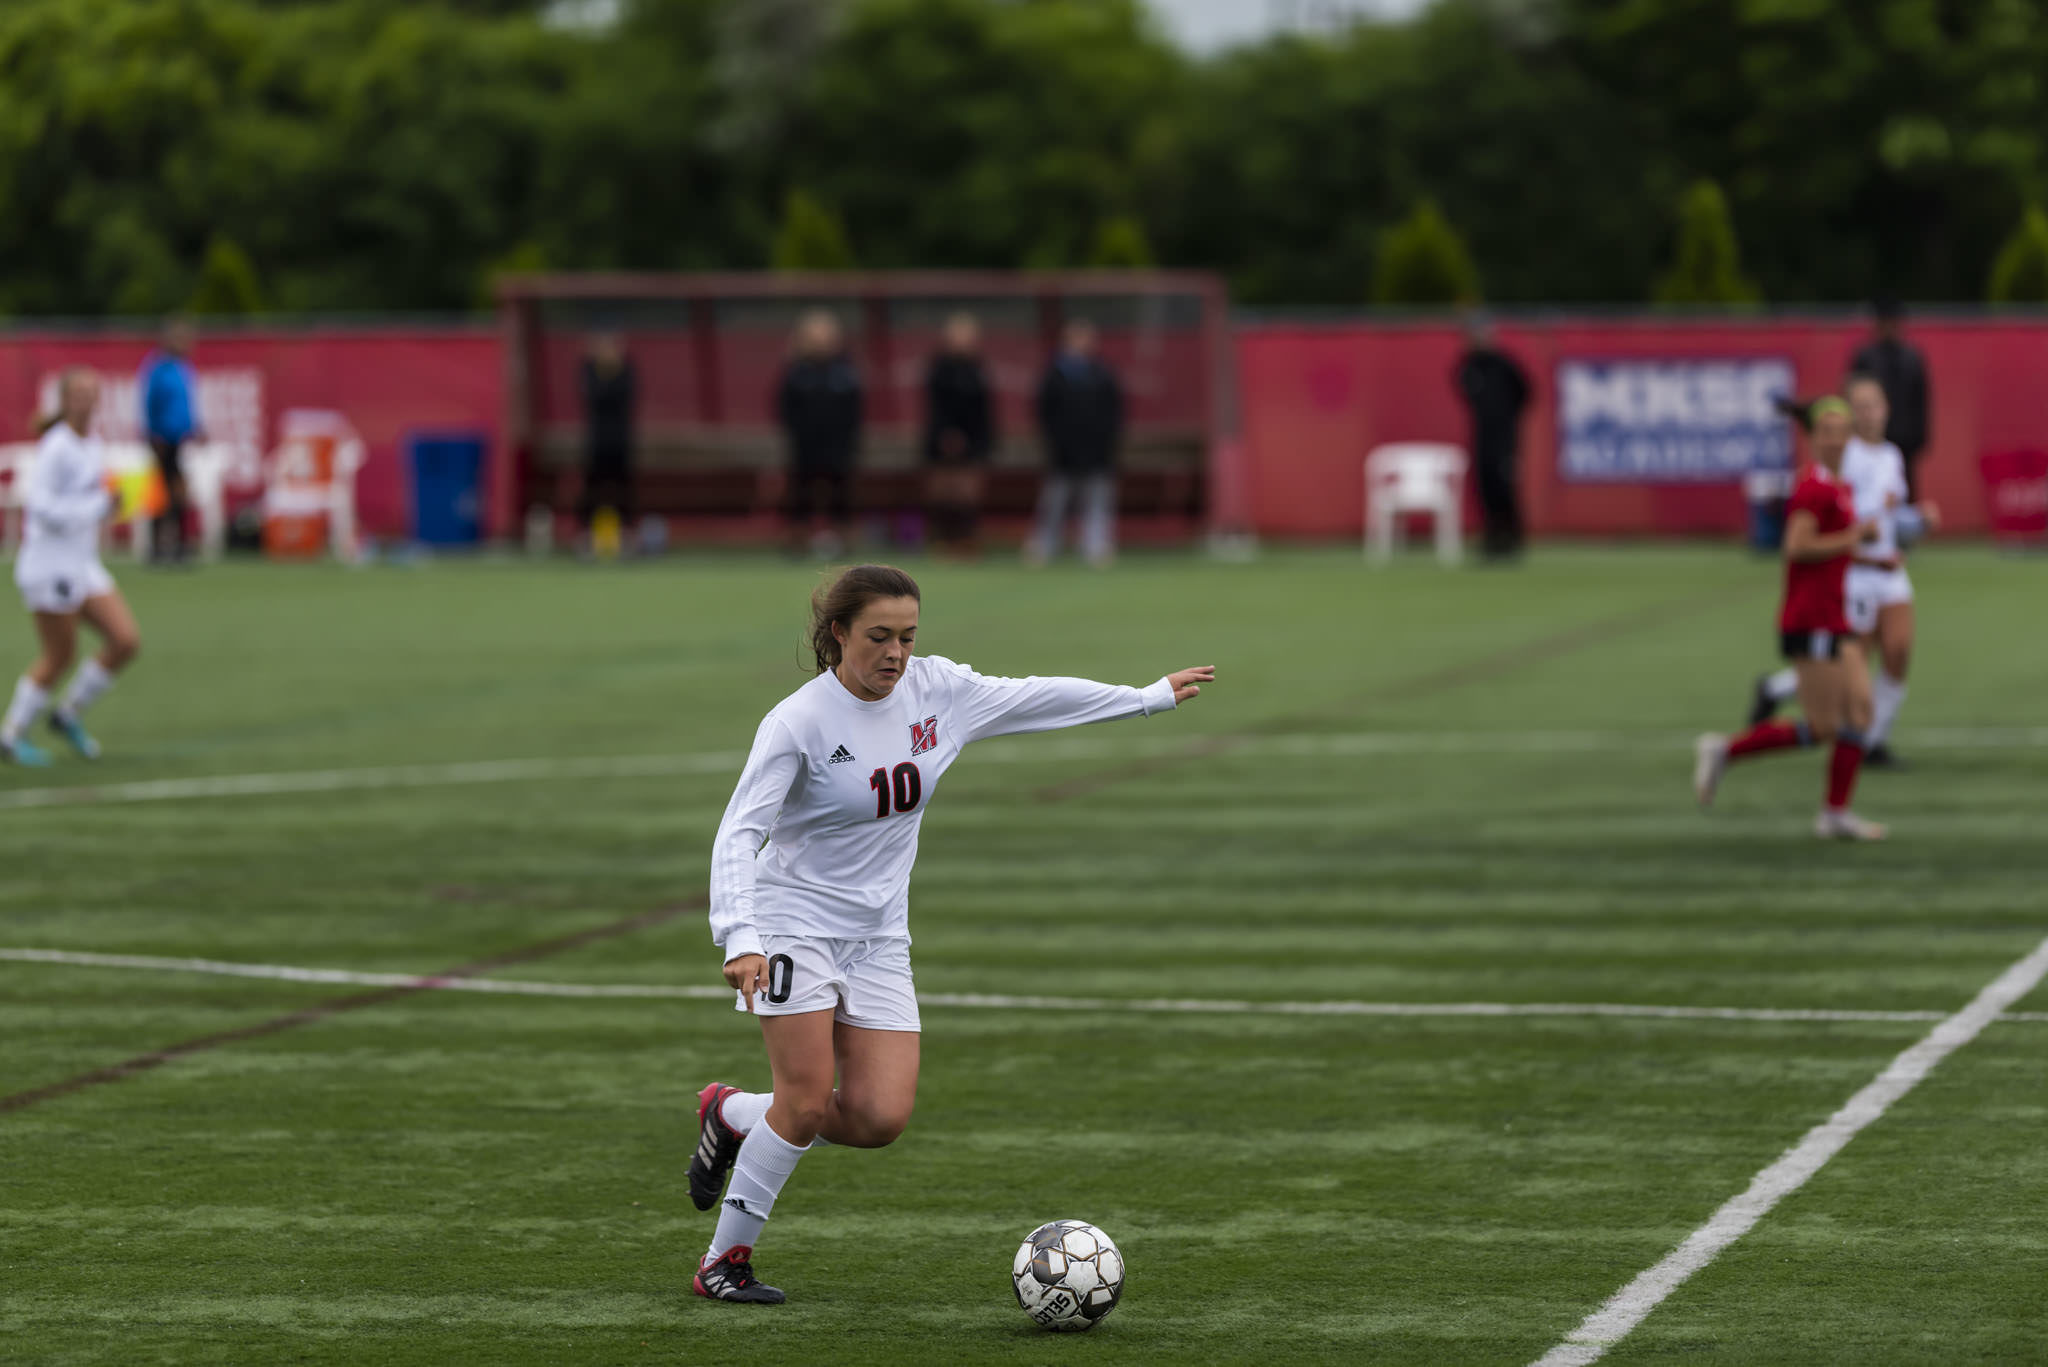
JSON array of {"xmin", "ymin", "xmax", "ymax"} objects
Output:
[
  {"xmin": 709, "ymin": 654, "xmax": 1178, "ymax": 962},
  {"xmin": 17, "ymin": 422, "xmax": 110, "ymax": 575},
  {"xmin": 1842, "ymin": 436, "xmax": 1909, "ymax": 560}
]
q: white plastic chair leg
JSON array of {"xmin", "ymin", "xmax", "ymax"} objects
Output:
[{"xmin": 330, "ymin": 493, "xmax": 357, "ymax": 561}]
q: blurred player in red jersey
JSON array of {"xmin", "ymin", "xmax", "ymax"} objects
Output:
[{"xmin": 1694, "ymin": 397, "xmax": 1887, "ymax": 839}]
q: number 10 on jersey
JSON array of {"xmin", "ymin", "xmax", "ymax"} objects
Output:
[{"xmin": 869, "ymin": 762, "xmax": 921, "ymax": 818}]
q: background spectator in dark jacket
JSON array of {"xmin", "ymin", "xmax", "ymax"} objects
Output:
[
  {"xmin": 1454, "ymin": 314, "xmax": 1532, "ymax": 560},
  {"xmin": 776, "ymin": 310, "xmax": 863, "ymax": 557},
  {"xmin": 579, "ymin": 331, "xmax": 636, "ymax": 553},
  {"xmin": 922, "ymin": 312, "xmax": 995, "ymax": 558},
  {"xmin": 1029, "ymin": 319, "xmax": 1123, "ymax": 567},
  {"xmin": 139, "ymin": 317, "xmax": 201, "ymax": 564},
  {"xmin": 1851, "ymin": 297, "xmax": 1931, "ymax": 498}
]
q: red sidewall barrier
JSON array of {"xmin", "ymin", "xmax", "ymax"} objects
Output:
[
  {"xmin": 5, "ymin": 314, "xmax": 2046, "ymax": 542},
  {"xmin": 1236, "ymin": 317, "xmax": 2048, "ymax": 539},
  {"xmin": 0, "ymin": 327, "xmax": 500, "ymax": 539}
]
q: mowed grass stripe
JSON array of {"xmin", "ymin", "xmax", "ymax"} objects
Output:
[
  {"xmin": 0, "ymin": 901, "xmax": 702, "ymax": 1114},
  {"xmin": 5, "ymin": 725, "xmax": 2045, "ymax": 810},
  {"xmin": 10, "ymin": 949, "xmax": 2048, "ymax": 1025}
]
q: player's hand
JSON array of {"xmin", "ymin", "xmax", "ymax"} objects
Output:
[
  {"xmin": 723, "ymin": 953, "xmax": 768, "ymax": 1011},
  {"xmin": 1920, "ymin": 501, "xmax": 1942, "ymax": 531},
  {"xmin": 1855, "ymin": 517, "xmax": 1882, "ymax": 542},
  {"xmin": 1167, "ymin": 666, "xmax": 1215, "ymax": 704}
]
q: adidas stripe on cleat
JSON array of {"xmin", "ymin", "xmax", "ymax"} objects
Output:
[
  {"xmin": 688, "ymin": 1082, "xmax": 745, "ymax": 1212},
  {"xmin": 693, "ymin": 1244, "xmax": 785, "ymax": 1304}
]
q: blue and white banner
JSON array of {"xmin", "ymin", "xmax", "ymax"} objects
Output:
[{"xmin": 1556, "ymin": 358, "xmax": 1795, "ymax": 483}]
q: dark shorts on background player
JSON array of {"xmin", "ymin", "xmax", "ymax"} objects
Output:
[{"xmin": 1780, "ymin": 629, "xmax": 1843, "ymax": 661}]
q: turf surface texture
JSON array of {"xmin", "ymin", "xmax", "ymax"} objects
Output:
[{"xmin": 2, "ymin": 546, "xmax": 2044, "ymax": 1365}]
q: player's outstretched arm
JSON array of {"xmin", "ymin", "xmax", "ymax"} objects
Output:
[{"xmin": 942, "ymin": 659, "xmax": 1218, "ymax": 743}]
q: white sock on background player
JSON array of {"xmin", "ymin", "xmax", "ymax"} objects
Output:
[
  {"xmin": 2, "ymin": 676, "xmax": 48, "ymax": 743},
  {"xmin": 720, "ymin": 1089, "xmax": 771, "ymax": 1136},
  {"xmin": 57, "ymin": 659, "xmax": 115, "ymax": 720},
  {"xmin": 1764, "ymin": 668, "xmax": 1798, "ymax": 703},
  {"xmin": 706, "ymin": 1119, "xmax": 809, "ymax": 1260},
  {"xmin": 1868, "ymin": 670, "xmax": 1907, "ymax": 747}
]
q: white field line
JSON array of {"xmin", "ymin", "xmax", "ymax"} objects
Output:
[
  {"xmin": 3, "ymin": 725, "xmax": 2045, "ymax": 811},
  {"xmin": 1531, "ymin": 932, "xmax": 2048, "ymax": 1367},
  {"xmin": 4, "ymin": 948, "xmax": 2045, "ymax": 1025}
]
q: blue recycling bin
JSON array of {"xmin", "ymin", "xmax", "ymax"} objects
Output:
[{"xmin": 407, "ymin": 432, "xmax": 485, "ymax": 546}]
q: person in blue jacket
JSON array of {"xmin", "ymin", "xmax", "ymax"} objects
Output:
[{"xmin": 138, "ymin": 318, "xmax": 202, "ymax": 564}]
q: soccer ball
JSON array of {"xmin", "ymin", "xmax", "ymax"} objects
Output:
[{"xmin": 1010, "ymin": 1219, "xmax": 1124, "ymax": 1331}]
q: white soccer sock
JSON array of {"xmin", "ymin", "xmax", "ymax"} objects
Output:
[
  {"xmin": 2, "ymin": 677, "xmax": 48, "ymax": 743},
  {"xmin": 1765, "ymin": 667, "xmax": 1798, "ymax": 703},
  {"xmin": 706, "ymin": 1116, "xmax": 809, "ymax": 1261},
  {"xmin": 57, "ymin": 659, "xmax": 115, "ymax": 721},
  {"xmin": 1868, "ymin": 671, "xmax": 1908, "ymax": 747},
  {"xmin": 720, "ymin": 1090, "xmax": 771, "ymax": 1136}
]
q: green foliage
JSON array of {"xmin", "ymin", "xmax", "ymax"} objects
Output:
[
  {"xmin": 1987, "ymin": 205, "xmax": 2048, "ymax": 303},
  {"xmin": 3, "ymin": 0, "xmax": 2048, "ymax": 309},
  {"xmin": 1087, "ymin": 215, "xmax": 1155, "ymax": 268},
  {"xmin": 1653, "ymin": 179, "xmax": 1761, "ymax": 306},
  {"xmin": 1371, "ymin": 199, "xmax": 1480, "ymax": 306},
  {"xmin": 187, "ymin": 236, "xmax": 264, "ymax": 315},
  {"xmin": 771, "ymin": 189, "xmax": 857, "ymax": 270},
  {"xmin": 475, "ymin": 241, "xmax": 549, "ymax": 310}
]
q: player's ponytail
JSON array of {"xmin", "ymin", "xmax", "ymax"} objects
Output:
[{"xmin": 810, "ymin": 564, "xmax": 921, "ymax": 674}]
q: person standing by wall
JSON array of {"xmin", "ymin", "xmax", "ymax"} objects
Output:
[
  {"xmin": 1029, "ymin": 319, "xmax": 1122, "ymax": 568},
  {"xmin": 777, "ymin": 311, "xmax": 863, "ymax": 558},
  {"xmin": 579, "ymin": 331, "xmax": 637, "ymax": 557},
  {"xmin": 138, "ymin": 318, "xmax": 201, "ymax": 565},
  {"xmin": 921, "ymin": 313, "xmax": 995, "ymax": 558},
  {"xmin": 1850, "ymin": 298, "xmax": 1931, "ymax": 499},
  {"xmin": 1453, "ymin": 314, "xmax": 1531, "ymax": 561}
]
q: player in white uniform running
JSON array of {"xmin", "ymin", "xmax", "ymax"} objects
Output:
[
  {"xmin": 686, "ymin": 563, "xmax": 1213, "ymax": 1304},
  {"xmin": 1745, "ymin": 373, "xmax": 1935, "ymax": 765},
  {"xmin": 2, "ymin": 369, "xmax": 142, "ymax": 766}
]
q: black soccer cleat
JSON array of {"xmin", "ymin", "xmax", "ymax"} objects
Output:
[
  {"xmin": 1863, "ymin": 743, "xmax": 1903, "ymax": 770},
  {"xmin": 693, "ymin": 1244, "xmax": 785, "ymax": 1304},
  {"xmin": 1746, "ymin": 673, "xmax": 1782, "ymax": 728},
  {"xmin": 688, "ymin": 1082, "xmax": 744, "ymax": 1212}
]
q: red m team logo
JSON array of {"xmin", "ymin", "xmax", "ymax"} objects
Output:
[{"xmin": 909, "ymin": 716, "xmax": 939, "ymax": 755}]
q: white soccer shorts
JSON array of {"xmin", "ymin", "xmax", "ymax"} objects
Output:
[
  {"xmin": 734, "ymin": 934, "xmax": 921, "ymax": 1032},
  {"xmin": 1846, "ymin": 565, "xmax": 1913, "ymax": 636},
  {"xmin": 15, "ymin": 559, "xmax": 115, "ymax": 615}
]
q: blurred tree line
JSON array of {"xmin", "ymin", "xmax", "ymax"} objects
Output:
[{"xmin": 6, "ymin": 0, "xmax": 2048, "ymax": 315}]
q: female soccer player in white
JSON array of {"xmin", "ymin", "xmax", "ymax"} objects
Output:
[
  {"xmin": 2, "ymin": 369, "xmax": 142, "ymax": 766},
  {"xmin": 1840, "ymin": 372, "xmax": 1936, "ymax": 766},
  {"xmin": 688, "ymin": 563, "xmax": 1212, "ymax": 1303}
]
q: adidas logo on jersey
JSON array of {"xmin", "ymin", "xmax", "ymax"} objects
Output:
[{"xmin": 828, "ymin": 745, "xmax": 856, "ymax": 764}]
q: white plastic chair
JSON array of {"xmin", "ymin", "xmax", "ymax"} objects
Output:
[{"xmin": 1365, "ymin": 443, "xmax": 1467, "ymax": 564}]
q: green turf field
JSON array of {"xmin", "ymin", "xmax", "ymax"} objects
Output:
[{"xmin": 2, "ymin": 546, "xmax": 2044, "ymax": 1366}]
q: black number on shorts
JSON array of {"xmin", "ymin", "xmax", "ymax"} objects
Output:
[
  {"xmin": 868, "ymin": 762, "xmax": 922, "ymax": 817},
  {"xmin": 765, "ymin": 953, "xmax": 793, "ymax": 1005}
]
